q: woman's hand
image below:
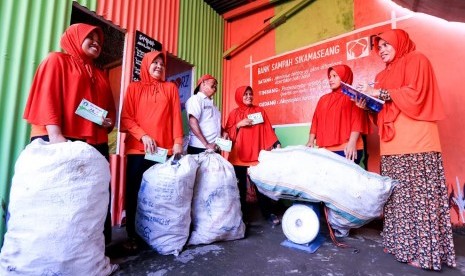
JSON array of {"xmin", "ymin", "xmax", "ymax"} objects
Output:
[
  {"xmin": 306, "ymin": 140, "xmax": 315, "ymax": 147},
  {"xmin": 356, "ymin": 81, "xmax": 380, "ymax": 98},
  {"xmin": 344, "ymin": 141, "xmax": 357, "ymax": 162},
  {"xmin": 237, "ymin": 118, "xmax": 253, "ymax": 128},
  {"xmin": 49, "ymin": 134, "xmax": 67, "ymax": 144},
  {"xmin": 46, "ymin": 125, "xmax": 67, "ymax": 143},
  {"xmin": 141, "ymin": 135, "xmax": 157, "ymax": 154},
  {"xmin": 102, "ymin": 117, "xmax": 113, "ymax": 129},
  {"xmin": 354, "ymin": 96, "xmax": 368, "ymax": 110},
  {"xmin": 306, "ymin": 134, "xmax": 316, "ymax": 148},
  {"xmin": 172, "ymin": 143, "xmax": 183, "ymax": 155}
]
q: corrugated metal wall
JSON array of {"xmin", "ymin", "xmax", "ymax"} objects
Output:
[
  {"xmin": 96, "ymin": 0, "xmax": 181, "ymax": 94},
  {"xmin": 0, "ymin": 0, "xmax": 224, "ymax": 242},
  {"xmin": 95, "ymin": 0, "xmax": 224, "ymax": 225},
  {"xmin": 97, "ymin": 0, "xmax": 224, "ymax": 106},
  {"xmin": 0, "ymin": 0, "xmax": 96, "ymax": 244},
  {"xmin": 178, "ymin": 0, "xmax": 224, "ymax": 107}
]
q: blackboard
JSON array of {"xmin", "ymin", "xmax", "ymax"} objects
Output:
[{"xmin": 132, "ymin": 30, "xmax": 162, "ymax": 81}]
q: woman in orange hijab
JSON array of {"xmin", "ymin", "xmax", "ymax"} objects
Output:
[
  {"xmin": 23, "ymin": 23, "xmax": 116, "ymax": 244},
  {"xmin": 306, "ymin": 64, "xmax": 369, "ymax": 165},
  {"xmin": 120, "ymin": 50, "xmax": 183, "ymax": 251},
  {"xmin": 357, "ymin": 29, "xmax": 455, "ymax": 270},
  {"xmin": 225, "ymin": 86, "xmax": 281, "ymax": 227}
]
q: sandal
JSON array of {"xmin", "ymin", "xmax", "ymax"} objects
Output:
[
  {"xmin": 122, "ymin": 238, "xmax": 139, "ymax": 254},
  {"xmin": 268, "ymin": 214, "xmax": 281, "ymax": 227}
]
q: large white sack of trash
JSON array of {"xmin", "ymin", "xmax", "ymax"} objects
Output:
[
  {"xmin": 136, "ymin": 155, "xmax": 199, "ymax": 256},
  {"xmin": 0, "ymin": 139, "xmax": 113, "ymax": 276},
  {"xmin": 188, "ymin": 151, "xmax": 245, "ymax": 245},
  {"xmin": 249, "ymin": 146, "xmax": 397, "ymax": 234}
]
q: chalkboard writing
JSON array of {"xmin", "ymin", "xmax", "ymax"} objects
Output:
[{"xmin": 132, "ymin": 30, "xmax": 162, "ymax": 81}]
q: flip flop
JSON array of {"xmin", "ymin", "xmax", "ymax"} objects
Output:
[
  {"xmin": 268, "ymin": 214, "xmax": 281, "ymax": 227},
  {"xmin": 122, "ymin": 238, "xmax": 139, "ymax": 254}
]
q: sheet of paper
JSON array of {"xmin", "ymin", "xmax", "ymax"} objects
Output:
[
  {"xmin": 247, "ymin": 112, "xmax": 264, "ymax": 125},
  {"xmin": 144, "ymin": 147, "xmax": 168, "ymax": 163},
  {"xmin": 75, "ymin": 98, "xmax": 108, "ymax": 125},
  {"xmin": 215, "ymin": 137, "xmax": 232, "ymax": 152}
]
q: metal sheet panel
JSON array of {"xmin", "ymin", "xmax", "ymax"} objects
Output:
[
  {"xmin": 96, "ymin": 0, "xmax": 180, "ymax": 57},
  {"xmin": 178, "ymin": 0, "xmax": 224, "ymax": 107}
]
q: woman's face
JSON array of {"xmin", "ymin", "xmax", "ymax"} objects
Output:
[
  {"xmin": 377, "ymin": 39, "xmax": 396, "ymax": 63},
  {"xmin": 242, "ymin": 88, "xmax": 253, "ymax": 106},
  {"xmin": 81, "ymin": 31, "xmax": 101, "ymax": 59},
  {"xmin": 149, "ymin": 56, "xmax": 165, "ymax": 80},
  {"xmin": 328, "ymin": 70, "xmax": 341, "ymax": 90}
]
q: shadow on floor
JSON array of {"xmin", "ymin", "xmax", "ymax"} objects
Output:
[{"xmin": 107, "ymin": 203, "xmax": 465, "ymax": 276}]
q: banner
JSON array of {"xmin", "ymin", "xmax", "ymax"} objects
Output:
[
  {"xmin": 252, "ymin": 25, "xmax": 391, "ymax": 126},
  {"xmin": 167, "ymin": 70, "xmax": 192, "ymax": 111}
]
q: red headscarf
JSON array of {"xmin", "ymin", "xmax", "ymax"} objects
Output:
[
  {"xmin": 140, "ymin": 51, "xmax": 165, "ymax": 82},
  {"xmin": 331, "ymin": 65, "xmax": 353, "ymax": 88},
  {"xmin": 310, "ymin": 65, "xmax": 369, "ymax": 147},
  {"xmin": 60, "ymin": 23, "xmax": 104, "ymax": 64},
  {"xmin": 225, "ymin": 86, "xmax": 278, "ymax": 162},
  {"xmin": 374, "ymin": 29, "xmax": 445, "ymax": 141},
  {"xmin": 23, "ymin": 23, "xmax": 115, "ymax": 142},
  {"xmin": 135, "ymin": 51, "xmax": 166, "ymax": 102}
]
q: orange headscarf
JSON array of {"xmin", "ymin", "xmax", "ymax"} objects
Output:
[
  {"xmin": 374, "ymin": 29, "xmax": 445, "ymax": 141},
  {"xmin": 310, "ymin": 65, "xmax": 369, "ymax": 147},
  {"xmin": 23, "ymin": 23, "xmax": 115, "ymax": 142},
  {"xmin": 225, "ymin": 86, "xmax": 278, "ymax": 162}
]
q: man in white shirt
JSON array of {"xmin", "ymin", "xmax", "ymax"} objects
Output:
[{"xmin": 185, "ymin": 74, "xmax": 225, "ymax": 154}]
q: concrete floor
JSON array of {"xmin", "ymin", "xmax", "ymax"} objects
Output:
[{"xmin": 107, "ymin": 208, "xmax": 465, "ymax": 276}]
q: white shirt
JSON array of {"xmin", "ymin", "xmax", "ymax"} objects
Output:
[{"xmin": 185, "ymin": 92, "xmax": 221, "ymax": 148}]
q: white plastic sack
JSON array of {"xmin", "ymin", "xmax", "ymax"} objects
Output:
[
  {"xmin": 188, "ymin": 152, "xmax": 245, "ymax": 245},
  {"xmin": 249, "ymin": 146, "xmax": 397, "ymax": 234},
  {"xmin": 0, "ymin": 139, "xmax": 113, "ymax": 276},
  {"xmin": 136, "ymin": 155, "xmax": 198, "ymax": 256}
]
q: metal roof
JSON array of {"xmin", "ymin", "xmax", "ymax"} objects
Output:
[
  {"xmin": 392, "ymin": 0, "xmax": 465, "ymax": 23},
  {"xmin": 204, "ymin": 0, "xmax": 255, "ymax": 14}
]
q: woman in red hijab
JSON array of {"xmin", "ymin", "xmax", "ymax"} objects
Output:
[
  {"xmin": 306, "ymin": 64, "xmax": 369, "ymax": 164},
  {"xmin": 357, "ymin": 29, "xmax": 455, "ymax": 270},
  {"xmin": 23, "ymin": 23, "xmax": 116, "ymax": 244},
  {"xmin": 24, "ymin": 23, "xmax": 116, "ymax": 146},
  {"xmin": 120, "ymin": 50, "xmax": 183, "ymax": 251},
  {"xmin": 225, "ymin": 86, "xmax": 281, "ymax": 227}
]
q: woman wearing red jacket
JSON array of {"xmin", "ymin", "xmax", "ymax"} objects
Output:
[
  {"xmin": 225, "ymin": 86, "xmax": 281, "ymax": 227},
  {"xmin": 23, "ymin": 23, "xmax": 116, "ymax": 244},
  {"xmin": 120, "ymin": 50, "xmax": 183, "ymax": 251}
]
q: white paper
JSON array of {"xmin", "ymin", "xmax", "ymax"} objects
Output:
[
  {"xmin": 144, "ymin": 147, "xmax": 168, "ymax": 163},
  {"xmin": 247, "ymin": 112, "xmax": 264, "ymax": 125},
  {"xmin": 75, "ymin": 98, "xmax": 108, "ymax": 125}
]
